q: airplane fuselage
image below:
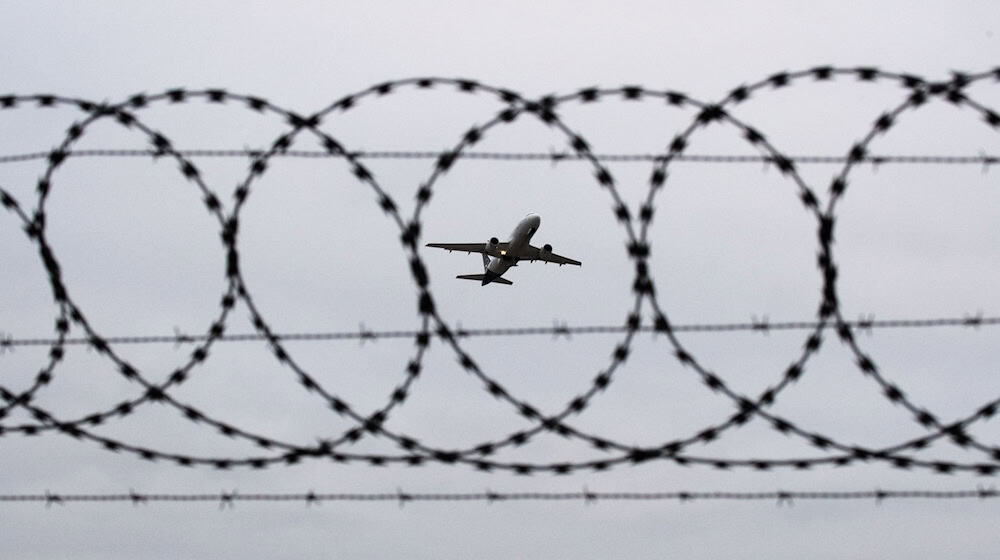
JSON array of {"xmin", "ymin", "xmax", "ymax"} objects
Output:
[{"xmin": 482, "ymin": 214, "xmax": 540, "ymax": 284}]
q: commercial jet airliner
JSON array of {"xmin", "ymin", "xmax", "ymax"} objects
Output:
[{"xmin": 426, "ymin": 214, "xmax": 581, "ymax": 286}]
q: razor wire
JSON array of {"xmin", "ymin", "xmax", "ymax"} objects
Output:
[{"xmin": 2, "ymin": 66, "xmax": 1000, "ymax": 474}]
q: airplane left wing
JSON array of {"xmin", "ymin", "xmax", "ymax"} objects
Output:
[
  {"xmin": 426, "ymin": 243, "xmax": 487, "ymax": 254},
  {"xmin": 426, "ymin": 242, "xmax": 510, "ymax": 257},
  {"xmin": 516, "ymin": 244, "xmax": 581, "ymax": 266}
]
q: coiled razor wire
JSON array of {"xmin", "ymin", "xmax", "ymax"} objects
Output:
[{"xmin": 2, "ymin": 67, "xmax": 1000, "ymax": 474}]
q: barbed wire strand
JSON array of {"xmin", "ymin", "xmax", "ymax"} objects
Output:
[
  {"xmin": 1, "ymin": 487, "xmax": 997, "ymax": 506},
  {"xmin": 2, "ymin": 314, "xmax": 997, "ymax": 349},
  {"xmin": 0, "ymin": 149, "xmax": 998, "ymax": 166}
]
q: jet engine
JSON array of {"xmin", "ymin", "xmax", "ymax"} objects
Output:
[
  {"xmin": 539, "ymin": 243, "xmax": 553, "ymax": 259},
  {"xmin": 486, "ymin": 237, "xmax": 500, "ymax": 254}
]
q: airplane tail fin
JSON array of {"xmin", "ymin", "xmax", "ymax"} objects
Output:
[{"xmin": 457, "ymin": 274, "xmax": 513, "ymax": 286}]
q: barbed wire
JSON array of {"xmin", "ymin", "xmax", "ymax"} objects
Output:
[
  {"xmin": 0, "ymin": 148, "xmax": 997, "ymax": 166},
  {"xmin": 2, "ymin": 314, "xmax": 997, "ymax": 349},
  {"xmin": 1, "ymin": 487, "xmax": 996, "ymax": 507},
  {"xmin": 3, "ymin": 66, "xmax": 1000, "ymax": 475}
]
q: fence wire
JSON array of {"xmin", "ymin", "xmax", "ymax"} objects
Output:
[
  {"xmin": 2, "ymin": 487, "xmax": 997, "ymax": 507},
  {"xmin": 3, "ymin": 66, "xmax": 1000, "ymax": 475},
  {"xmin": 2, "ymin": 314, "xmax": 997, "ymax": 349},
  {"xmin": 1, "ymin": 148, "xmax": 997, "ymax": 167}
]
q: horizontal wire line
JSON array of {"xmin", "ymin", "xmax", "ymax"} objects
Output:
[
  {"xmin": 0, "ymin": 149, "xmax": 999, "ymax": 165},
  {"xmin": 3, "ymin": 316, "xmax": 997, "ymax": 348},
  {"xmin": 2, "ymin": 488, "xmax": 997, "ymax": 504}
]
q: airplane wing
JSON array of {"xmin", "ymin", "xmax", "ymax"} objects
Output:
[
  {"xmin": 426, "ymin": 242, "xmax": 509, "ymax": 257},
  {"xmin": 515, "ymin": 244, "xmax": 581, "ymax": 266},
  {"xmin": 426, "ymin": 242, "xmax": 580, "ymax": 265}
]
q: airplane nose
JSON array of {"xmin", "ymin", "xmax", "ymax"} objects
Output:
[{"xmin": 528, "ymin": 214, "xmax": 541, "ymax": 227}]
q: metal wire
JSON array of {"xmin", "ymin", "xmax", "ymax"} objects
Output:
[
  {"xmin": 3, "ymin": 66, "xmax": 1000, "ymax": 475},
  {"xmin": 0, "ymin": 148, "xmax": 997, "ymax": 166},
  {"xmin": 2, "ymin": 487, "xmax": 997, "ymax": 507},
  {"xmin": 2, "ymin": 315, "xmax": 997, "ymax": 349}
]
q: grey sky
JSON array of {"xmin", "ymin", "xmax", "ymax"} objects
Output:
[{"xmin": 2, "ymin": 1, "xmax": 1000, "ymax": 558}]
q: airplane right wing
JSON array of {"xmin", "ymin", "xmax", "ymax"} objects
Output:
[{"xmin": 516, "ymin": 244, "xmax": 581, "ymax": 266}]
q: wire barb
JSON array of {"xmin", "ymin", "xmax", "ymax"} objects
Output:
[{"xmin": 219, "ymin": 489, "xmax": 237, "ymax": 510}]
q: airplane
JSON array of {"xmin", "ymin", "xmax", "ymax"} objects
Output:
[{"xmin": 426, "ymin": 214, "xmax": 581, "ymax": 286}]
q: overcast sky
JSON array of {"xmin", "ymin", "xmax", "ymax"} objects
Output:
[{"xmin": 2, "ymin": 1, "xmax": 1000, "ymax": 558}]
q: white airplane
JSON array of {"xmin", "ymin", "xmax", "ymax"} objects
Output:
[{"xmin": 426, "ymin": 214, "xmax": 581, "ymax": 286}]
